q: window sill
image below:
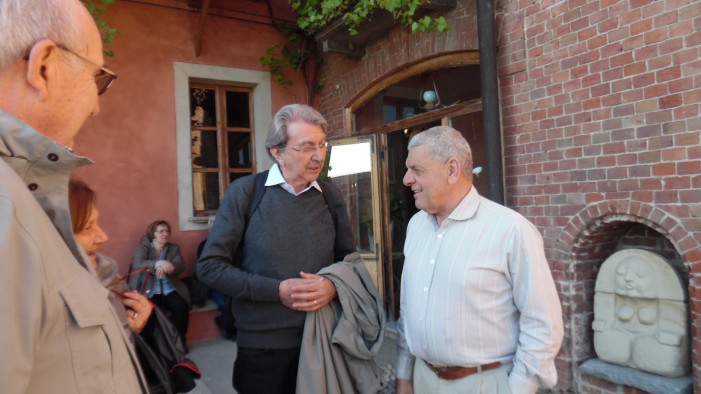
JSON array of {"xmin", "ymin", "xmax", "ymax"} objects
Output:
[{"xmin": 189, "ymin": 216, "xmax": 213, "ymax": 224}]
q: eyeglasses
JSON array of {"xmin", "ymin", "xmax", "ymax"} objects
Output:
[
  {"xmin": 55, "ymin": 44, "xmax": 118, "ymax": 95},
  {"xmin": 23, "ymin": 42, "xmax": 118, "ymax": 95},
  {"xmin": 283, "ymin": 141, "xmax": 329, "ymax": 154}
]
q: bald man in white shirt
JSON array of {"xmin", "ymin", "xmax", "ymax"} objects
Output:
[{"xmin": 395, "ymin": 126, "xmax": 564, "ymax": 394}]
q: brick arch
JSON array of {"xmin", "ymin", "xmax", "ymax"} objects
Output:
[
  {"xmin": 556, "ymin": 200, "xmax": 695, "ymax": 267},
  {"xmin": 345, "ymin": 51, "xmax": 480, "ymax": 113}
]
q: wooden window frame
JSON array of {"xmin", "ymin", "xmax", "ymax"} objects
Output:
[
  {"xmin": 190, "ymin": 83, "xmax": 255, "ymax": 216},
  {"xmin": 173, "ymin": 62, "xmax": 273, "ymax": 231}
]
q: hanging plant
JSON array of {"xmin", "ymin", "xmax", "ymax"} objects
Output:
[
  {"xmin": 83, "ymin": 0, "xmax": 120, "ymax": 57},
  {"xmin": 259, "ymin": 18, "xmax": 321, "ymax": 103},
  {"xmin": 291, "ymin": 0, "xmax": 449, "ymax": 36},
  {"xmin": 261, "ymin": 0, "xmax": 450, "ymax": 100}
]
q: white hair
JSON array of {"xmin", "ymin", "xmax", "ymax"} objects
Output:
[
  {"xmin": 408, "ymin": 126, "xmax": 474, "ymax": 180},
  {"xmin": 0, "ymin": 0, "xmax": 81, "ymax": 72}
]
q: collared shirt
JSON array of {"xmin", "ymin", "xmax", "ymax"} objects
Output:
[
  {"xmin": 265, "ymin": 163, "xmax": 322, "ymax": 195},
  {"xmin": 396, "ymin": 187, "xmax": 563, "ymax": 394}
]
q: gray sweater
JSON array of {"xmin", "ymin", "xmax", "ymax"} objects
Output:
[{"xmin": 198, "ymin": 174, "xmax": 355, "ymax": 349}]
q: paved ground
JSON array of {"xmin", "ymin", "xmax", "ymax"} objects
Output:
[{"xmin": 186, "ymin": 323, "xmax": 398, "ymax": 393}]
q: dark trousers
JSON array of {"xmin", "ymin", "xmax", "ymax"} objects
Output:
[
  {"xmin": 150, "ymin": 292, "xmax": 190, "ymax": 340},
  {"xmin": 233, "ymin": 346, "xmax": 300, "ymax": 394}
]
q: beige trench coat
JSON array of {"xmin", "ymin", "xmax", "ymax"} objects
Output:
[{"xmin": 0, "ymin": 111, "xmax": 147, "ymax": 393}]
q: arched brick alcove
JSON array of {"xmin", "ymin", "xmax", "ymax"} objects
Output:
[{"xmin": 554, "ymin": 200, "xmax": 700, "ymax": 392}]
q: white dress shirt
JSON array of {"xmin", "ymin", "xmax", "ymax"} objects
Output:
[
  {"xmin": 396, "ymin": 187, "xmax": 563, "ymax": 394},
  {"xmin": 265, "ymin": 163, "xmax": 321, "ymax": 195}
]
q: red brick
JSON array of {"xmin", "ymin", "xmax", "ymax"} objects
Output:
[
  {"xmin": 652, "ymin": 162, "xmax": 676, "ymax": 176},
  {"xmin": 660, "ymin": 93, "xmax": 682, "ymax": 108},
  {"xmin": 673, "ymin": 104, "xmax": 699, "ymax": 120},
  {"xmin": 657, "ymin": 65, "xmax": 682, "ymax": 82},
  {"xmin": 678, "ymin": 160, "xmax": 701, "ymax": 174},
  {"xmin": 662, "ymin": 147, "xmax": 689, "ymax": 161},
  {"xmin": 630, "ymin": 18, "xmax": 653, "ymax": 35},
  {"xmin": 643, "ymin": 84, "xmax": 668, "ymax": 98}
]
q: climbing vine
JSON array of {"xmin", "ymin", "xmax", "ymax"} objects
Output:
[
  {"xmin": 83, "ymin": 0, "xmax": 120, "ymax": 56},
  {"xmin": 260, "ymin": 0, "xmax": 449, "ymax": 99},
  {"xmin": 291, "ymin": 0, "xmax": 449, "ymax": 35}
]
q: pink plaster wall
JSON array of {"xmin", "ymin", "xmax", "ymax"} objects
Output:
[{"xmin": 72, "ymin": 1, "xmax": 306, "ymax": 276}]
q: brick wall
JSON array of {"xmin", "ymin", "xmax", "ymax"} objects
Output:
[
  {"xmin": 498, "ymin": 0, "xmax": 700, "ymax": 391},
  {"xmin": 315, "ymin": 0, "xmax": 701, "ymax": 391}
]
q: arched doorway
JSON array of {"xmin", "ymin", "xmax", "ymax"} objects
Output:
[{"xmin": 325, "ymin": 52, "xmax": 496, "ymax": 319}]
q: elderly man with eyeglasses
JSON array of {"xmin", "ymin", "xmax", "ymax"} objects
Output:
[
  {"xmin": 0, "ymin": 0, "xmax": 147, "ymax": 393},
  {"xmin": 198, "ymin": 104, "xmax": 357, "ymax": 393}
]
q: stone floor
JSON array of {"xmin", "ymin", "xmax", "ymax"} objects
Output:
[{"xmin": 185, "ymin": 322, "xmax": 398, "ymax": 393}]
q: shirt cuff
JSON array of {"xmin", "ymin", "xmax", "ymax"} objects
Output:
[
  {"xmin": 508, "ymin": 371, "xmax": 539, "ymax": 394},
  {"xmin": 395, "ymin": 352, "xmax": 416, "ymax": 380}
]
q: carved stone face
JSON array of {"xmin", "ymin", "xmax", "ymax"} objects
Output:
[{"xmin": 614, "ymin": 257, "xmax": 657, "ymax": 298}]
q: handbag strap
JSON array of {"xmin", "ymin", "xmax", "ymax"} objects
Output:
[{"xmin": 109, "ymin": 266, "xmax": 152, "ymax": 296}]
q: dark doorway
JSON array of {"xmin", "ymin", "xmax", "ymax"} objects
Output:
[{"xmin": 384, "ymin": 122, "xmax": 440, "ymax": 319}]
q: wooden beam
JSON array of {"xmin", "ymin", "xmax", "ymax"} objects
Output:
[
  {"xmin": 194, "ymin": 0, "xmax": 211, "ymax": 57},
  {"xmin": 354, "ymin": 99, "xmax": 483, "ymax": 136},
  {"xmin": 421, "ymin": 0, "xmax": 457, "ymax": 12}
]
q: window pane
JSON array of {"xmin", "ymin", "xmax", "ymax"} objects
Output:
[
  {"xmin": 226, "ymin": 91, "xmax": 250, "ymax": 128},
  {"xmin": 191, "ymin": 130, "xmax": 219, "ymax": 169},
  {"xmin": 192, "ymin": 172, "xmax": 220, "ymax": 212},
  {"xmin": 190, "ymin": 88, "xmax": 216, "ymax": 127},
  {"xmin": 229, "ymin": 172, "xmax": 251, "ymax": 184},
  {"xmin": 228, "ymin": 132, "xmax": 252, "ymax": 168},
  {"xmin": 383, "ymin": 104, "xmax": 397, "ymax": 123}
]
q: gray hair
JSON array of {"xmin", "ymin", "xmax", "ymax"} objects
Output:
[
  {"xmin": 408, "ymin": 126, "xmax": 473, "ymax": 180},
  {"xmin": 0, "ymin": 0, "xmax": 81, "ymax": 72},
  {"xmin": 265, "ymin": 104, "xmax": 328, "ymax": 161}
]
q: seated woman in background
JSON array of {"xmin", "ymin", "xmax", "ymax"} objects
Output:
[
  {"xmin": 130, "ymin": 220, "xmax": 191, "ymax": 342},
  {"xmin": 69, "ymin": 179, "xmax": 153, "ymax": 333}
]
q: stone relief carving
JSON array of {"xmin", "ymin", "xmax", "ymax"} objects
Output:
[{"xmin": 592, "ymin": 249, "xmax": 689, "ymax": 377}]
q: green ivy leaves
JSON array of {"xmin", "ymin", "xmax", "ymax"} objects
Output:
[
  {"xmin": 83, "ymin": 0, "xmax": 120, "ymax": 57},
  {"xmin": 291, "ymin": 0, "xmax": 449, "ymax": 36}
]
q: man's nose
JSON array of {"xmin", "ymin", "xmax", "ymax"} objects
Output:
[
  {"xmin": 311, "ymin": 148, "xmax": 325, "ymax": 161},
  {"xmin": 403, "ymin": 171, "xmax": 413, "ymax": 186},
  {"xmin": 90, "ymin": 100, "xmax": 100, "ymax": 117}
]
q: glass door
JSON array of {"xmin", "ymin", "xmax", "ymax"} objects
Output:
[{"xmin": 324, "ymin": 135, "xmax": 385, "ymax": 303}]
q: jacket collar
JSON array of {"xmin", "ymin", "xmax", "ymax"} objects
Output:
[{"xmin": 0, "ymin": 109, "xmax": 94, "ymax": 269}]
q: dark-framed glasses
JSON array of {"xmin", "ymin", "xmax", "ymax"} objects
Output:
[
  {"xmin": 55, "ymin": 44, "xmax": 118, "ymax": 95},
  {"xmin": 284, "ymin": 141, "xmax": 330, "ymax": 154}
]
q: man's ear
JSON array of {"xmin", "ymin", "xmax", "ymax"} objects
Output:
[
  {"xmin": 447, "ymin": 157, "xmax": 461, "ymax": 184},
  {"xmin": 270, "ymin": 146, "xmax": 283, "ymax": 163},
  {"xmin": 25, "ymin": 40, "xmax": 59, "ymax": 102}
]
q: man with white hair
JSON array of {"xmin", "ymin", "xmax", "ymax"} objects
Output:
[
  {"xmin": 396, "ymin": 126, "xmax": 563, "ymax": 394},
  {"xmin": 0, "ymin": 0, "xmax": 146, "ymax": 392}
]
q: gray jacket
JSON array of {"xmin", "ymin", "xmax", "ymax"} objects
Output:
[
  {"xmin": 297, "ymin": 253, "xmax": 386, "ymax": 394},
  {"xmin": 0, "ymin": 110, "xmax": 147, "ymax": 393}
]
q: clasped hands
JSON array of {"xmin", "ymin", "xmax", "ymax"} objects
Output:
[
  {"xmin": 154, "ymin": 260, "xmax": 175, "ymax": 279},
  {"xmin": 279, "ymin": 272, "xmax": 336, "ymax": 312}
]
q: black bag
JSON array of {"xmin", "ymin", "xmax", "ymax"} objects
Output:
[
  {"xmin": 183, "ymin": 276, "xmax": 210, "ymax": 308},
  {"xmin": 136, "ymin": 306, "xmax": 201, "ymax": 393}
]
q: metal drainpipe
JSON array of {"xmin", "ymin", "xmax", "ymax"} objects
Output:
[{"xmin": 476, "ymin": 0, "xmax": 505, "ymax": 205}]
